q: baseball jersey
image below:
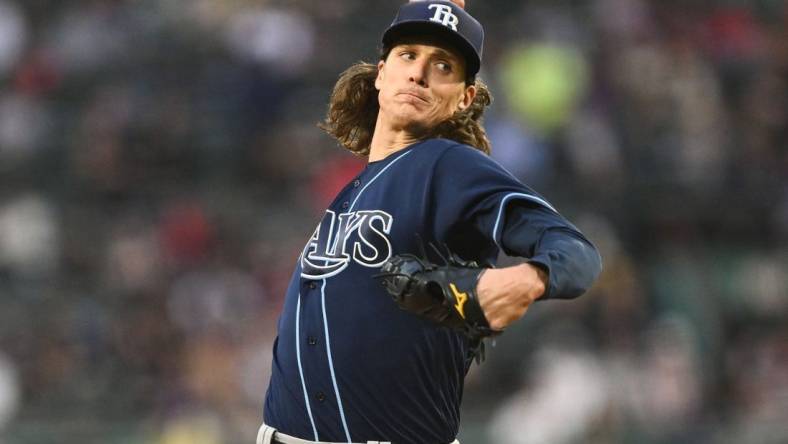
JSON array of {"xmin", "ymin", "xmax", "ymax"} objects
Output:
[{"xmin": 263, "ymin": 139, "xmax": 601, "ymax": 443}]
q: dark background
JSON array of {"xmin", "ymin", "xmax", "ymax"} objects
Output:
[{"xmin": 0, "ymin": 0, "xmax": 786, "ymax": 443}]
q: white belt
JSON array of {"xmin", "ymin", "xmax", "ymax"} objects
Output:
[
  {"xmin": 257, "ymin": 424, "xmax": 391, "ymax": 444},
  {"xmin": 256, "ymin": 423, "xmax": 461, "ymax": 444}
]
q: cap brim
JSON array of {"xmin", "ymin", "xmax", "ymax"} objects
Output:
[{"xmin": 382, "ymin": 21, "xmax": 480, "ymax": 78}]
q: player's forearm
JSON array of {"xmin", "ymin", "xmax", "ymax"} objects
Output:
[{"xmin": 498, "ymin": 205, "xmax": 602, "ymax": 300}]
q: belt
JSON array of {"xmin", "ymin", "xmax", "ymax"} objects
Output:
[
  {"xmin": 274, "ymin": 433, "xmax": 389, "ymax": 444},
  {"xmin": 257, "ymin": 424, "xmax": 391, "ymax": 444}
]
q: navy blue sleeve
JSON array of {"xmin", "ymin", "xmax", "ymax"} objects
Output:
[
  {"xmin": 432, "ymin": 144, "xmax": 602, "ymax": 299},
  {"xmin": 498, "ymin": 203, "xmax": 602, "ymax": 299}
]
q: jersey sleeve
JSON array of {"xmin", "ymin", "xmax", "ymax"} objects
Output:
[{"xmin": 431, "ymin": 144, "xmax": 602, "ymax": 299}]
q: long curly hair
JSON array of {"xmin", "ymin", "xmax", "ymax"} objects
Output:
[{"xmin": 318, "ymin": 58, "xmax": 493, "ymax": 156}]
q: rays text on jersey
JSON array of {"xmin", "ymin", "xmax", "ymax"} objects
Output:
[{"xmin": 301, "ymin": 209, "xmax": 394, "ymax": 279}]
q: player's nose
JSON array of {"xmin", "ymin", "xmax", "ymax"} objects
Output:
[{"xmin": 408, "ymin": 59, "xmax": 429, "ymax": 87}]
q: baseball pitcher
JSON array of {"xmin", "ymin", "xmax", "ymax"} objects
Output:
[{"xmin": 258, "ymin": 1, "xmax": 602, "ymax": 443}]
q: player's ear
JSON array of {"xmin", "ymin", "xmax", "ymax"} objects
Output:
[
  {"xmin": 375, "ymin": 60, "xmax": 386, "ymax": 90},
  {"xmin": 457, "ymin": 84, "xmax": 476, "ymax": 111}
]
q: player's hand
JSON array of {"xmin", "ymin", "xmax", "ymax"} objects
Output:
[
  {"xmin": 375, "ymin": 244, "xmax": 498, "ymax": 340},
  {"xmin": 476, "ymin": 263, "xmax": 547, "ymax": 330}
]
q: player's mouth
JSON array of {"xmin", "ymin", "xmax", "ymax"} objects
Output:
[{"xmin": 397, "ymin": 90, "xmax": 430, "ymax": 104}]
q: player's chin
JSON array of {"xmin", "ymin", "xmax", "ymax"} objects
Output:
[
  {"xmin": 396, "ymin": 111, "xmax": 440, "ymax": 131},
  {"xmin": 390, "ymin": 110, "xmax": 429, "ymax": 128},
  {"xmin": 388, "ymin": 106, "xmax": 446, "ymax": 132}
]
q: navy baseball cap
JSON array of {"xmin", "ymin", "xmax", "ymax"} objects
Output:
[{"xmin": 382, "ymin": 1, "xmax": 484, "ymax": 77}]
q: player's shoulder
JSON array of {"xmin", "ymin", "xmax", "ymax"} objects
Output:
[
  {"xmin": 423, "ymin": 139, "xmax": 507, "ymax": 170},
  {"xmin": 420, "ymin": 138, "xmax": 523, "ymax": 185},
  {"xmin": 414, "ymin": 138, "xmax": 490, "ymax": 163},
  {"xmin": 408, "ymin": 138, "xmax": 514, "ymax": 179}
]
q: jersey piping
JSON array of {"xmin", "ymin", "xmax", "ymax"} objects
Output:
[
  {"xmin": 349, "ymin": 149, "xmax": 413, "ymax": 211},
  {"xmin": 295, "ymin": 293, "xmax": 320, "ymax": 440},
  {"xmin": 312, "ymin": 149, "xmax": 413, "ymax": 442},
  {"xmin": 320, "ymin": 279, "xmax": 352, "ymax": 442},
  {"xmin": 492, "ymin": 192, "xmax": 558, "ymax": 248},
  {"xmin": 318, "ymin": 149, "xmax": 414, "ymax": 265}
]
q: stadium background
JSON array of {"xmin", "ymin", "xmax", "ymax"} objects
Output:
[{"xmin": 0, "ymin": 0, "xmax": 786, "ymax": 442}]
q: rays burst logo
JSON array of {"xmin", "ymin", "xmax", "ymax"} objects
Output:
[{"xmin": 300, "ymin": 210, "xmax": 393, "ymax": 279}]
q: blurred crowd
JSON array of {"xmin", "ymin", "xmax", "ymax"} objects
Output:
[{"xmin": 0, "ymin": 0, "xmax": 786, "ymax": 443}]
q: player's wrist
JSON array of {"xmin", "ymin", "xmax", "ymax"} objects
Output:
[{"xmin": 533, "ymin": 263, "xmax": 549, "ymax": 299}]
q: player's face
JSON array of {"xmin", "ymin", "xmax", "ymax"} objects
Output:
[{"xmin": 375, "ymin": 40, "xmax": 476, "ymax": 134}]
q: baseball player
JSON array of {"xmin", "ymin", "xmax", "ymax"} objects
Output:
[{"xmin": 258, "ymin": 1, "xmax": 602, "ymax": 443}]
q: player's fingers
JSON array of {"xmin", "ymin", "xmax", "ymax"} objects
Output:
[
  {"xmin": 489, "ymin": 307, "xmax": 526, "ymax": 331},
  {"xmin": 485, "ymin": 296, "xmax": 530, "ymax": 331}
]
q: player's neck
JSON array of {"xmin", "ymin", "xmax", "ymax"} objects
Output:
[{"xmin": 368, "ymin": 116, "xmax": 425, "ymax": 163}]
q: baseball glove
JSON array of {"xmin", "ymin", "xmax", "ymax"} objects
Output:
[{"xmin": 374, "ymin": 242, "xmax": 500, "ymax": 362}]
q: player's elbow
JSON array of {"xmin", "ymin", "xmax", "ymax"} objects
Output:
[
  {"xmin": 572, "ymin": 243, "xmax": 602, "ymax": 298},
  {"xmin": 543, "ymin": 237, "xmax": 602, "ymax": 300}
]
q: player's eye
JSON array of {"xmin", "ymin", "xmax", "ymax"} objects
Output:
[
  {"xmin": 399, "ymin": 51, "xmax": 416, "ymax": 61},
  {"xmin": 435, "ymin": 61, "xmax": 453, "ymax": 73}
]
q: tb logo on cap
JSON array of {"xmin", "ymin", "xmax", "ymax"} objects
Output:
[{"xmin": 428, "ymin": 4, "xmax": 459, "ymax": 31}]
